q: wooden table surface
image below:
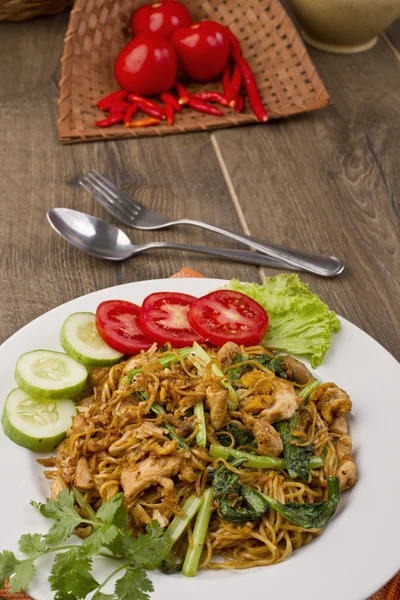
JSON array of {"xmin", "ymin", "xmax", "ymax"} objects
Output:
[{"xmin": 0, "ymin": 7, "xmax": 399, "ymax": 363}]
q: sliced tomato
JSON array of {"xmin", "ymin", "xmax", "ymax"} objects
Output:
[
  {"xmin": 96, "ymin": 300, "xmax": 153, "ymax": 355},
  {"xmin": 188, "ymin": 290, "xmax": 269, "ymax": 346},
  {"xmin": 139, "ymin": 292, "xmax": 204, "ymax": 347}
]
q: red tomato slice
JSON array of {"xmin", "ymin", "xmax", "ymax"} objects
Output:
[
  {"xmin": 96, "ymin": 300, "xmax": 153, "ymax": 355},
  {"xmin": 139, "ymin": 292, "xmax": 203, "ymax": 347},
  {"xmin": 188, "ymin": 290, "xmax": 269, "ymax": 346}
]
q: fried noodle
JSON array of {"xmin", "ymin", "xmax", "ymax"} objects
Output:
[{"xmin": 40, "ymin": 344, "xmax": 356, "ymax": 570}]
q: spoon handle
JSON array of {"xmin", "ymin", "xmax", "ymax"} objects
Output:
[{"xmin": 134, "ymin": 241, "xmax": 298, "ymax": 271}]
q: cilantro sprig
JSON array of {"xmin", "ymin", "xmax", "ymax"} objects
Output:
[{"xmin": 0, "ymin": 489, "xmax": 169, "ymax": 599}]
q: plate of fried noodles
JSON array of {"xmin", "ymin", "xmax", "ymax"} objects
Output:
[{"xmin": 0, "ymin": 277, "xmax": 399, "ymax": 600}]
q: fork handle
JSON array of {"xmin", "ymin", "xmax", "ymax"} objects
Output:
[
  {"xmin": 168, "ymin": 219, "xmax": 344, "ymax": 277},
  {"xmin": 135, "ymin": 241, "xmax": 298, "ymax": 270}
]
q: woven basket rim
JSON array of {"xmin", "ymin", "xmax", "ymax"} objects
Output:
[{"xmin": 58, "ymin": 0, "xmax": 331, "ymax": 143}]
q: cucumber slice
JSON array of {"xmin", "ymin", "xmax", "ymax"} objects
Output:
[
  {"xmin": 15, "ymin": 350, "xmax": 87, "ymax": 399},
  {"xmin": 1, "ymin": 388, "xmax": 76, "ymax": 452},
  {"xmin": 60, "ymin": 312, "xmax": 124, "ymax": 366}
]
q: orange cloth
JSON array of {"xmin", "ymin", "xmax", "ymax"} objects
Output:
[
  {"xmin": 170, "ymin": 267, "xmax": 206, "ymax": 278},
  {"xmin": 1, "ymin": 267, "xmax": 398, "ymax": 600}
]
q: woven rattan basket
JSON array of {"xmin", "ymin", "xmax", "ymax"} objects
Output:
[
  {"xmin": 0, "ymin": 0, "xmax": 73, "ymax": 21},
  {"xmin": 58, "ymin": 0, "xmax": 330, "ymax": 143}
]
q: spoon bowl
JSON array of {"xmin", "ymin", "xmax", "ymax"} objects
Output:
[{"xmin": 47, "ymin": 208, "xmax": 134, "ymax": 261}]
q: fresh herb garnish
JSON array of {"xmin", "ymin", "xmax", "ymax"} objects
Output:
[{"xmin": 0, "ymin": 490, "xmax": 169, "ymax": 599}]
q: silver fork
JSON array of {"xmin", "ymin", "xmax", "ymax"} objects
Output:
[{"xmin": 79, "ymin": 170, "xmax": 344, "ymax": 277}]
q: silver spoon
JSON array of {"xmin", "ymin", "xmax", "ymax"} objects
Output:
[{"xmin": 47, "ymin": 208, "xmax": 299, "ymax": 270}]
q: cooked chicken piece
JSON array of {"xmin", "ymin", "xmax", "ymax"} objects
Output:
[
  {"xmin": 162, "ymin": 415, "xmax": 196, "ymax": 438},
  {"xmin": 179, "ymin": 458, "xmax": 197, "ymax": 483},
  {"xmin": 51, "ymin": 475, "xmax": 67, "ymax": 499},
  {"xmin": 71, "ymin": 414, "xmax": 90, "ymax": 434},
  {"xmin": 336, "ymin": 459, "xmax": 357, "ymax": 491},
  {"xmin": 206, "ymin": 385, "xmax": 228, "ymax": 431},
  {"xmin": 310, "ymin": 383, "xmax": 352, "ymax": 424},
  {"xmin": 74, "ymin": 457, "xmax": 94, "ymax": 490},
  {"xmin": 121, "ymin": 455, "xmax": 181, "ymax": 503},
  {"xmin": 329, "ymin": 416, "xmax": 348, "ymax": 436},
  {"xmin": 217, "ymin": 342, "xmax": 241, "ymax": 369},
  {"xmin": 109, "ymin": 422, "xmax": 167, "ymax": 457},
  {"xmin": 135, "ymin": 421, "xmax": 167, "ymax": 441},
  {"xmin": 240, "ymin": 370, "xmax": 274, "ymax": 395},
  {"xmin": 283, "ymin": 356, "xmax": 311, "ymax": 384},
  {"xmin": 87, "ymin": 367, "xmax": 110, "ymax": 388},
  {"xmin": 335, "ymin": 435, "xmax": 352, "ymax": 463},
  {"xmin": 92, "ymin": 413, "xmax": 109, "ymax": 426},
  {"xmin": 87, "ymin": 434, "xmax": 118, "ymax": 453},
  {"xmin": 241, "ymin": 412, "xmax": 283, "ymax": 456},
  {"xmin": 240, "ymin": 394, "xmax": 273, "ymax": 414},
  {"xmin": 242, "ymin": 377, "xmax": 300, "ymax": 423},
  {"xmin": 152, "ymin": 509, "xmax": 169, "ymax": 528},
  {"xmin": 37, "ymin": 457, "xmax": 57, "ymax": 467}
]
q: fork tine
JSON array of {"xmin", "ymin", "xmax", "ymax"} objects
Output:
[
  {"xmin": 85, "ymin": 172, "xmax": 139, "ymax": 216},
  {"xmin": 89, "ymin": 170, "xmax": 143, "ymax": 213},
  {"xmin": 78, "ymin": 180, "xmax": 131, "ymax": 225},
  {"xmin": 83, "ymin": 174, "xmax": 139, "ymax": 222}
]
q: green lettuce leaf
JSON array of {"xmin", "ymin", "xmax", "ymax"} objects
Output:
[{"xmin": 225, "ymin": 274, "xmax": 340, "ymax": 367}]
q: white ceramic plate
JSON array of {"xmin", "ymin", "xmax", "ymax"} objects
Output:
[{"xmin": 1, "ymin": 278, "xmax": 400, "ymax": 600}]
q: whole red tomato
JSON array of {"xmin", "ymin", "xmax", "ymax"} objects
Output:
[
  {"xmin": 171, "ymin": 21, "xmax": 230, "ymax": 82},
  {"xmin": 132, "ymin": 1, "xmax": 193, "ymax": 40},
  {"xmin": 114, "ymin": 33, "xmax": 178, "ymax": 96}
]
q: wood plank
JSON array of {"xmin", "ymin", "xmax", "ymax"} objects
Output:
[
  {"xmin": 212, "ymin": 37, "xmax": 400, "ymax": 360},
  {"xmin": 0, "ymin": 14, "xmax": 121, "ymax": 344},
  {"xmin": 0, "ymin": 14, "xmax": 259, "ymax": 344},
  {"xmin": 87, "ymin": 132, "xmax": 261, "ymax": 285}
]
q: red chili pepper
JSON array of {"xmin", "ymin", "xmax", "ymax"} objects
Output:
[
  {"xmin": 109, "ymin": 101, "xmax": 130, "ymax": 114},
  {"xmin": 127, "ymin": 94, "xmax": 162, "ymax": 112},
  {"xmin": 175, "ymin": 82, "xmax": 190, "ymax": 105},
  {"xmin": 126, "ymin": 117, "xmax": 161, "ymax": 128},
  {"xmin": 164, "ymin": 103, "xmax": 175, "ymax": 126},
  {"xmin": 222, "ymin": 65, "xmax": 231, "ymax": 97},
  {"xmin": 95, "ymin": 114, "xmax": 124, "ymax": 127},
  {"xmin": 227, "ymin": 64, "xmax": 242, "ymax": 107},
  {"xmin": 227, "ymin": 29, "xmax": 242, "ymax": 61},
  {"xmin": 123, "ymin": 103, "xmax": 139, "ymax": 124},
  {"xmin": 192, "ymin": 92, "xmax": 229, "ymax": 107},
  {"xmin": 139, "ymin": 102, "xmax": 166, "ymax": 120},
  {"xmin": 187, "ymin": 98, "xmax": 224, "ymax": 116},
  {"xmin": 160, "ymin": 93, "xmax": 181, "ymax": 111},
  {"xmin": 127, "ymin": 94, "xmax": 165, "ymax": 119},
  {"xmin": 236, "ymin": 56, "xmax": 268, "ymax": 122},
  {"xmin": 96, "ymin": 90, "xmax": 127, "ymax": 109},
  {"xmin": 234, "ymin": 93, "xmax": 244, "ymax": 113},
  {"xmin": 98, "ymin": 98, "xmax": 126, "ymax": 111}
]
